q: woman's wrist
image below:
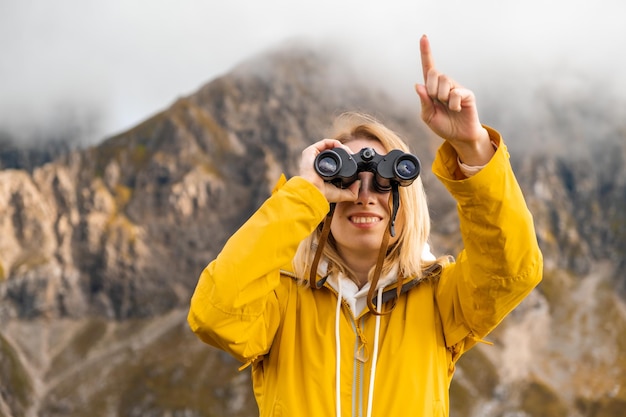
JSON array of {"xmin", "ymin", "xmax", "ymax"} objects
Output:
[{"xmin": 453, "ymin": 127, "xmax": 494, "ymax": 166}]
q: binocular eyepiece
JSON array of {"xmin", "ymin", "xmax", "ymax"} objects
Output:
[{"xmin": 314, "ymin": 147, "xmax": 420, "ymax": 190}]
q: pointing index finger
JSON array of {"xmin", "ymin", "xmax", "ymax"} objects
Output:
[{"xmin": 420, "ymin": 34, "xmax": 435, "ymax": 82}]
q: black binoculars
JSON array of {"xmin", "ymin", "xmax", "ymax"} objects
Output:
[{"xmin": 314, "ymin": 147, "xmax": 420, "ymax": 190}]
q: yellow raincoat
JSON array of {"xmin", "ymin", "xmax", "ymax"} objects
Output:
[{"xmin": 188, "ymin": 127, "xmax": 543, "ymax": 417}]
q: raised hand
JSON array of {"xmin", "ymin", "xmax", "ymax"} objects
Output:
[{"xmin": 414, "ymin": 35, "xmax": 494, "ymax": 166}]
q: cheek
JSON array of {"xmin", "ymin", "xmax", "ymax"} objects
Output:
[
  {"xmin": 330, "ymin": 203, "xmax": 349, "ymax": 232},
  {"xmin": 378, "ymin": 194, "xmax": 391, "ymax": 210}
]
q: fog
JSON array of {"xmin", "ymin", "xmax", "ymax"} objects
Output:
[{"xmin": 1, "ymin": 0, "xmax": 625, "ymax": 146}]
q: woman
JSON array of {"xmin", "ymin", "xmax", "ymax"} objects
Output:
[{"xmin": 188, "ymin": 35, "xmax": 543, "ymax": 417}]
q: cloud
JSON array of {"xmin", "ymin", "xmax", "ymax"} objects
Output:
[{"xmin": 1, "ymin": 0, "xmax": 625, "ymax": 145}]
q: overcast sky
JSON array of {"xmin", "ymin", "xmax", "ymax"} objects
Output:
[{"xmin": 1, "ymin": 0, "xmax": 625, "ymax": 145}]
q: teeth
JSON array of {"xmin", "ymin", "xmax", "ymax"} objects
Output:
[{"xmin": 351, "ymin": 217, "xmax": 380, "ymax": 224}]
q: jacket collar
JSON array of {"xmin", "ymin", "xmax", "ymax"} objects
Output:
[{"xmin": 319, "ymin": 243, "xmax": 441, "ymax": 317}]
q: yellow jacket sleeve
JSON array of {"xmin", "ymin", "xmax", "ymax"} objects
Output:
[
  {"xmin": 433, "ymin": 126, "xmax": 543, "ymax": 353},
  {"xmin": 187, "ymin": 176, "xmax": 329, "ymax": 363}
]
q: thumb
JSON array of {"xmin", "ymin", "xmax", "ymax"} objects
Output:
[
  {"xmin": 414, "ymin": 83, "xmax": 436, "ymax": 124},
  {"xmin": 338, "ymin": 180, "xmax": 360, "ymax": 202},
  {"xmin": 414, "ymin": 83, "xmax": 432, "ymax": 110},
  {"xmin": 325, "ymin": 180, "xmax": 360, "ymax": 203}
]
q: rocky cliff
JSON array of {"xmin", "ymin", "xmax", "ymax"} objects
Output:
[{"xmin": 1, "ymin": 41, "xmax": 625, "ymax": 417}]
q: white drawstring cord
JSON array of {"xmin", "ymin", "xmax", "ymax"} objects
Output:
[
  {"xmin": 335, "ymin": 277, "xmax": 343, "ymax": 417},
  {"xmin": 366, "ymin": 287, "xmax": 383, "ymax": 417}
]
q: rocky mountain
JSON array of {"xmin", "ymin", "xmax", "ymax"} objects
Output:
[
  {"xmin": 0, "ymin": 136, "xmax": 71, "ymax": 173},
  {"xmin": 1, "ymin": 40, "xmax": 625, "ymax": 416}
]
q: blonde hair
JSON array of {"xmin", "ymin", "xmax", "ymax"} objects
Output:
[{"xmin": 293, "ymin": 112, "xmax": 445, "ymax": 283}]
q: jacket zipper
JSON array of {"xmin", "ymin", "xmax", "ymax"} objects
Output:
[{"xmin": 325, "ymin": 283, "xmax": 368, "ymax": 417}]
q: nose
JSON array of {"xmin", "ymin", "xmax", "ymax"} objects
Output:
[{"xmin": 355, "ymin": 172, "xmax": 376, "ymax": 205}]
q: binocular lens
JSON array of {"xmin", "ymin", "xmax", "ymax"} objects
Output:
[
  {"xmin": 316, "ymin": 155, "xmax": 340, "ymax": 176},
  {"xmin": 396, "ymin": 159, "xmax": 418, "ymax": 179}
]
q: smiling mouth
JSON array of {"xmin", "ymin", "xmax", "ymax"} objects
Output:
[{"xmin": 349, "ymin": 216, "xmax": 382, "ymax": 224}]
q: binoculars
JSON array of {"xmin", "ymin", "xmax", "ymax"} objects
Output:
[{"xmin": 314, "ymin": 147, "xmax": 420, "ymax": 190}]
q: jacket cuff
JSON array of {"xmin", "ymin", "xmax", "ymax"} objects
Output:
[{"xmin": 432, "ymin": 126, "xmax": 509, "ymax": 199}]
